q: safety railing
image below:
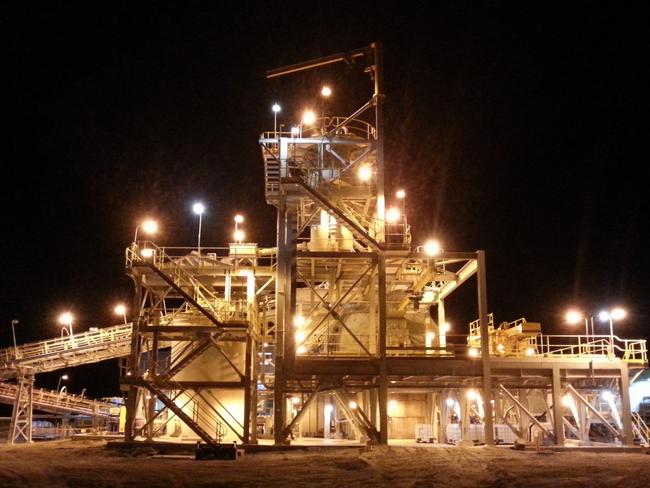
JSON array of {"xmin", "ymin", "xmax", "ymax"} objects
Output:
[
  {"xmin": 126, "ymin": 242, "xmax": 271, "ymax": 324},
  {"xmin": 126, "ymin": 243, "xmax": 276, "ymax": 271},
  {"xmin": 530, "ymin": 334, "xmax": 647, "ymax": 363},
  {"xmin": 632, "ymin": 412, "xmax": 650, "ymax": 446},
  {"xmin": 157, "ymin": 378, "xmax": 227, "ymax": 443},
  {"xmin": 0, "ymin": 382, "xmax": 118, "ymax": 417},
  {"xmin": 0, "ymin": 323, "xmax": 132, "ymax": 366},
  {"xmin": 296, "ymin": 330, "xmax": 372, "ymax": 357},
  {"xmin": 468, "ymin": 314, "xmax": 495, "ymax": 338},
  {"xmin": 374, "ymin": 332, "xmax": 647, "ymax": 364},
  {"xmin": 386, "ymin": 335, "xmax": 473, "ymax": 357},
  {"xmin": 260, "ymin": 116, "xmax": 376, "ymax": 141}
]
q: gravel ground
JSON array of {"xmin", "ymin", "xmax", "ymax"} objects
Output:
[{"xmin": 1, "ymin": 440, "xmax": 649, "ymax": 487}]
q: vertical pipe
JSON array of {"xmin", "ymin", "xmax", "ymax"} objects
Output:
[
  {"xmin": 373, "ymin": 42, "xmax": 387, "ymax": 441},
  {"xmin": 378, "ymin": 254, "xmax": 388, "ymax": 444},
  {"xmin": 286, "ymin": 212, "xmax": 296, "ymax": 367},
  {"xmin": 371, "ymin": 42, "xmax": 385, "ymax": 241},
  {"xmin": 147, "ymin": 329, "xmax": 159, "ymax": 440},
  {"xmin": 250, "ymin": 334, "xmax": 259, "ymax": 444},
  {"xmin": 552, "ymin": 366, "xmax": 565, "ymax": 445},
  {"xmin": 477, "ymin": 250, "xmax": 494, "ymax": 444},
  {"xmin": 274, "ymin": 205, "xmax": 286, "ymax": 444},
  {"xmin": 225, "ymin": 272, "xmax": 232, "ymax": 302},
  {"xmin": 368, "ymin": 265, "xmax": 377, "ymax": 355},
  {"xmin": 243, "ymin": 333, "xmax": 253, "ymax": 444}
]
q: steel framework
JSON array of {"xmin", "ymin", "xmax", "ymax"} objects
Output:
[{"xmin": 115, "ymin": 43, "xmax": 648, "ymax": 448}]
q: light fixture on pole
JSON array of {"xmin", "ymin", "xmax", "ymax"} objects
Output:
[
  {"xmin": 302, "ymin": 109, "xmax": 316, "ymax": 126},
  {"xmin": 386, "ymin": 207, "xmax": 401, "ymax": 224},
  {"xmin": 134, "ymin": 219, "xmax": 158, "ymax": 243},
  {"xmin": 234, "ymin": 214, "xmax": 244, "ymax": 231},
  {"xmin": 272, "ymin": 103, "xmax": 281, "ymax": 139},
  {"xmin": 57, "ymin": 374, "xmax": 69, "ymax": 391},
  {"xmin": 301, "ymin": 109, "xmax": 316, "ymax": 137},
  {"xmin": 358, "ymin": 165, "xmax": 372, "ymax": 182},
  {"xmin": 396, "ymin": 189, "xmax": 406, "ymax": 215},
  {"xmin": 423, "ymin": 239, "xmax": 442, "ymax": 257},
  {"xmin": 320, "ymin": 85, "xmax": 332, "ymax": 130},
  {"xmin": 114, "ymin": 304, "xmax": 128, "ymax": 325},
  {"xmin": 10, "ymin": 319, "xmax": 19, "ymax": 357},
  {"xmin": 58, "ymin": 312, "xmax": 74, "ymax": 340},
  {"xmin": 565, "ymin": 309, "xmax": 590, "ymax": 339},
  {"xmin": 599, "ymin": 307, "xmax": 626, "ymax": 352},
  {"xmin": 192, "ymin": 202, "xmax": 205, "ymax": 255}
]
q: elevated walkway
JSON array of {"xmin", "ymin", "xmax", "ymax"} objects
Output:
[
  {"xmin": 0, "ymin": 324, "xmax": 132, "ymax": 380},
  {"xmin": 0, "ymin": 382, "xmax": 118, "ymax": 417}
]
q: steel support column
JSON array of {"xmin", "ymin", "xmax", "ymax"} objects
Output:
[
  {"xmin": 619, "ymin": 362, "xmax": 634, "ymax": 446},
  {"xmin": 125, "ymin": 274, "xmax": 143, "ymax": 442},
  {"xmin": 551, "ymin": 366, "xmax": 565, "ymax": 445},
  {"xmin": 8, "ymin": 372, "xmax": 34, "ymax": 444},
  {"xmin": 273, "ymin": 207, "xmax": 286, "ymax": 444},
  {"xmin": 477, "ymin": 250, "xmax": 494, "ymax": 444}
]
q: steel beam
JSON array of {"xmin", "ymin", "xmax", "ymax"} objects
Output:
[
  {"xmin": 566, "ymin": 384, "xmax": 622, "ymax": 440},
  {"xmin": 499, "ymin": 384, "xmax": 553, "ymax": 440}
]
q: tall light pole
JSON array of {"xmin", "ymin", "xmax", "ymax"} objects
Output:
[
  {"xmin": 57, "ymin": 374, "xmax": 69, "ymax": 391},
  {"xmin": 193, "ymin": 202, "xmax": 205, "ymax": 255},
  {"xmin": 272, "ymin": 103, "xmax": 281, "ymax": 139},
  {"xmin": 10, "ymin": 319, "xmax": 19, "ymax": 357},
  {"xmin": 114, "ymin": 304, "xmax": 128, "ymax": 325},
  {"xmin": 58, "ymin": 312, "xmax": 74, "ymax": 340}
]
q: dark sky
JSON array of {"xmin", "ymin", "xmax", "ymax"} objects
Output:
[{"xmin": 2, "ymin": 2, "xmax": 648, "ymax": 396}]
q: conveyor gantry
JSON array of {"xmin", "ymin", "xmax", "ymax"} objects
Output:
[
  {"xmin": 0, "ymin": 381, "xmax": 118, "ymax": 417},
  {"xmin": 0, "ymin": 323, "xmax": 132, "ymax": 381}
]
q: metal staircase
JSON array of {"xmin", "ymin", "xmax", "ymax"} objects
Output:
[
  {"xmin": 144, "ymin": 381, "xmax": 225, "ymax": 446},
  {"xmin": 632, "ymin": 411, "xmax": 650, "ymax": 446},
  {"xmin": 263, "ymin": 155, "xmax": 281, "ymax": 204},
  {"xmin": 127, "ymin": 243, "xmax": 250, "ymax": 326}
]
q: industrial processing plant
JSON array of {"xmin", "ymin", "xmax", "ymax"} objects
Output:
[{"xmin": 2, "ymin": 45, "xmax": 648, "ymax": 454}]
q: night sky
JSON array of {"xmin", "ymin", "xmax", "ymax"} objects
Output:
[{"xmin": 2, "ymin": 3, "xmax": 648, "ymax": 397}]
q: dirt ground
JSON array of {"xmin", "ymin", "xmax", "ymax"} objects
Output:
[{"xmin": 1, "ymin": 440, "xmax": 649, "ymax": 487}]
